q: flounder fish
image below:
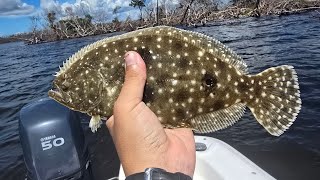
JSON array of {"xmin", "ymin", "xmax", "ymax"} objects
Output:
[{"xmin": 48, "ymin": 26, "xmax": 301, "ymax": 136}]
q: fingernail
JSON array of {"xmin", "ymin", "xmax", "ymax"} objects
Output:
[{"xmin": 124, "ymin": 52, "xmax": 137, "ymax": 67}]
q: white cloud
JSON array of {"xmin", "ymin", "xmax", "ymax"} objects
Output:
[
  {"xmin": 40, "ymin": 0, "xmax": 138, "ymax": 21},
  {"xmin": 0, "ymin": 0, "xmax": 35, "ymax": 16}
]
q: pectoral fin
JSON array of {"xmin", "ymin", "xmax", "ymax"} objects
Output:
[{"xmin": 89, "ymin": 115, "xmax": 102, "ymax": 133}]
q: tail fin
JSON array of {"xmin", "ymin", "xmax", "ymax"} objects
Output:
[{"xmin": 248, "ymin": 65, "xmax": 301, "ymax": 136}]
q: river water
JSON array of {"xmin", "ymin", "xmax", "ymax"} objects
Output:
[{"xmin": 0, "ymin": 12, "xmax": 319, "ymax": 179}]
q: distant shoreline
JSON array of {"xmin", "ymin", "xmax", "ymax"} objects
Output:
[{"xmin": 1, "ymin": 0, "xmax": 319, "ymax": 45}]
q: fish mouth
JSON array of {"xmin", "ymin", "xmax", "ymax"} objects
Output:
[
  {"xmin": 48, "ymin": 83, "xmax": 69, "ymax": 105},
  {"xmin": 48, "ymin": 89, "xmax": 63, "ymax": 99}
]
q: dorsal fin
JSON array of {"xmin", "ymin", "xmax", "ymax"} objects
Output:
[{"xmin": 190, "ymin": 103, "xmax": 246, "ymax": 133}]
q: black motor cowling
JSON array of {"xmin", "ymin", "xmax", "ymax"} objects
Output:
[{"xmin": 19, "ymin": 98, "xmax": 90, "ymax": 180}]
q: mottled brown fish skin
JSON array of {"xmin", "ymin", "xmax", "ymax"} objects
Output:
[{"xmin": 49, "ymin": 26, "xmax": 301, "ymax": 136}]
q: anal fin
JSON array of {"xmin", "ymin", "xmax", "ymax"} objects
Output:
[{"xmin": 190, "ymin": 103, "xmax": 246, "ymax": 133}]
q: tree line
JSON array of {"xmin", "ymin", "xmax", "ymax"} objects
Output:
[{"xmin": 1, "ymin": 0, "xmax": 319, "ymax": 45}]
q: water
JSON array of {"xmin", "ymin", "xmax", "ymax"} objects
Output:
[{"xmin": 1, "ymin": 12, "xmax": 320, "ymax": 179}]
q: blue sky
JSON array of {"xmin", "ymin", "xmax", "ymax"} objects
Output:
[{"xmin": 0, "ymin": 0, "xmax": 177, "ymax": 36}]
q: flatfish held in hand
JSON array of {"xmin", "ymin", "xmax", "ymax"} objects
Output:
[{"xmin": 48, "ymin": 26, "xmax": 301, "ymax": 136}]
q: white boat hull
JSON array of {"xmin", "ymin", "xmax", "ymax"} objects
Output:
[{"xmin": 118, "ymin": 136, "xmax": 276, "ymax": 180}]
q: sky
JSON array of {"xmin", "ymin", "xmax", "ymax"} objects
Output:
[{"xmin": 0, "ymin": 0, "xmax": 181, "ymax": 36}]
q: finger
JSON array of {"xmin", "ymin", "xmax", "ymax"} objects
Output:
[
  {"xmin": 115, "ymin": 51, "xmax": 146, "ymax": 112},
  {"xmin": 106, "ymin": 115, "xmax": 114, "ymax": 136}
]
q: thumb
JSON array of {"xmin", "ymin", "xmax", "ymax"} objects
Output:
[{"xmin": 115, "ymin": 51, "xmax": 146, "ymax": 112}]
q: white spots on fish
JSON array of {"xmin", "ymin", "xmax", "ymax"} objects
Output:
[
  {"xmin": 240, "ymin": 78, "xmax": 244, "ymax": 82},
  {"xmin": 133, "ymin": 37, "xmax": 138, "ymax": 42},
  {"xmin": 149, "ymin": 76, "xmax": 155, "ymax": 81},
  {"xmin": 186, "ymin": 70, "xmax": 191, "ymax": 75},
  {"xmin": 103, "ymin": 44, "xmax": 107, "ymax": 47},
  {"xmin": 157, "ymin": 44, "xmax": 161, "ymax": 48},
  {"xmin": 209, "ymin": 93, "xmax": 214, "ymax": 98},
  {"xmin": 234, "ymin": 81, "xmax": 238, "ymax": 86},
  {"xmin": 201, "ymin": 69, "xmax": 206, "ymax": 75},
  {"xmin": 170, "ymin": 88, "xmax": 175, "ymax": 93},
  {"xmin": 157, "ymin": 63, "xmax": 162, "ymax": 68},
  {"xmin": 184, "ymin": 52, "xmax": 189, "ymax": 56},
  {"xmin": 270, "ymin": 94, "xmax": 275, "ymax": 99},
  {"xmin": 191, "ymin": 79, "xmax": 196, "ymax": 85},
  {"xmin": 198, "ymin": 51, "xmax": 204, "ymax": 57},
  {"xmin": 106, "ymin": 87, "xmax": 117, "ymax": 97},
  {"xmin": 235, "ymin": 99, "xmax": 241, "ymax": 103},
  {"xmin": 214, "ymin": 71, "xmax": 220, "ymax": 76},
  {"xmin": 184, "ymin": 43, "xmax": 188, "ymax": 47},
  {"xmin": 114, "ymin": 49, "xmax": 118, "ymax": 53},
  {"xmin": 176, "ymin": 54, "xmax": 181, "ymax": 58},
  {"xmin": 85, "ymin": 70, "xmax": 89, "ymax": 74},
  {"xmin": 261, "ymin": 92, "xmax": 266, "ymax": 97},
  {"xmin": 188, "ymin": 97, "xmax": 193, "ymax": 103},
  {"xmin": 95, "ymin": 52, "xmax": 99, "ymax": 55},
  {"xmin": 226, "ymin": 93, "xmax": 230, "ymax": 99},
  {"xmin": 235, "ymin": 88, "xmax": 239, "ymax": 94},
  {"xmin": 173, "ymin": 73, "xmax": 177, "ymax": 77},
  {"xmin": 209, "ymin": 49, "xmax": 214, "ymax": 53},
  {"xmin": 183, "ymin": 37, "xmax": 188, "ymax": 41},
  {"xmin": 255, "ymin": 98, "xmax": 260, "ymax": 103},
  {"xmin": 157, "ymin": 37, "xmax": 162, "ymax": 42},
  {"xmin": 169, "ymin": 98, "xmax": 173, "ymax": 103},
  {"xmin": 126, "ymin": 44, "xmax": 129, "ymax": 48},
  {"xmin": 189, "ymin": 61, "xmax": 193, "ymax": 65},
  {"xmin": 172, "ymin": 80, "xmax": 178, "ymax": 86},
  {"xmin": 227, "ymin": 74, "xmax": 231, "ymax": 82},
  {"xmin": 168, "ymin": 50, "xmax": 172, "ymax": 55},
  {"xmin": 249, "ymin": 87, "xmax": 254, "ymax": 92},
  {"xmin": 200, "ymin": 98, "xmax": 205, "ymax": 103},
  {"xmin": 217, "ymin": 83, "xmax": 221, "ymax": 88},
  {"xmin": 198, "ymin": 108, "xmax": 203, "ymax": 113},
  {"xmin": 169, "ymin": 39, "xmax": 173, "ymax": 43},
  {"xmin": 249, "ymin": 95, "xmax": 253, "ymax": 99},
  {"xmin": 152, "ymin": 55, "xmax": 157, "ymax": 60},
  {"xmin": 141, "ymin": 45, "xmax": 146, "ymax": 49},
  {"xmin": 251, "ymin": 79, "xmax": 255, "ymax": 84},
  {"xmin": 171, "ymin": 63, "xmax": 176, "ymax": 67}
]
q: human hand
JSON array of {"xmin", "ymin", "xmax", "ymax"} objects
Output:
[{"xmin": 106, "ymin": 51, "xmax": 196, "ymax": 177}]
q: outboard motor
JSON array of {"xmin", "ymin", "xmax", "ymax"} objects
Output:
[{"xmin": 19, "ymin": 98, "xmax": 91, "ymax": 180}]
